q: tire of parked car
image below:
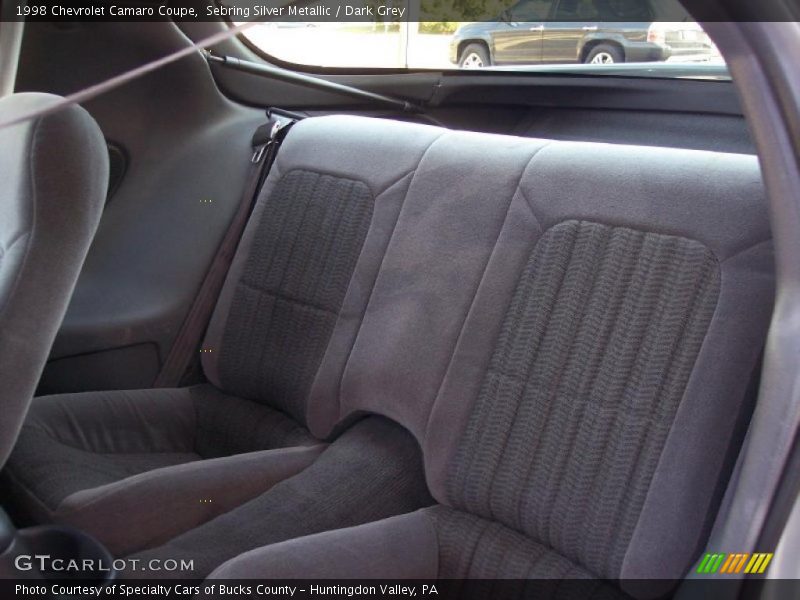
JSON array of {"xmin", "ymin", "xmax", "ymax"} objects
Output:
[
  {"xmin": 584, "ymin": 44, "xmax": 625, "ymax": 64},
  {"xmin": 459, "ymin": 43, "xmax": 491, "ymax": 69}
]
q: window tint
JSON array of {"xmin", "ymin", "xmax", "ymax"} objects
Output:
[
  {"xmin": 602, "ymin": 0, "xmax": 653, "ymax": 19},
  {"xmin": 556, "ymin": 0, "xmax": 652, "ymax": 20},
  {"xmin": 509, "ymin": 0, "xmax": 552, "ymax": 20},
  {"xmin": 555, "ymin": 0, "xmax": 600, "ymax": 19}
]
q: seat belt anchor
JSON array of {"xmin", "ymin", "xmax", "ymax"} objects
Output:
[
  {"xmin": 251, "ymin": 120, "xmax": 288, "ymax": 163},
  {"xmin": 251, "ymin": 143, "xmax": 269, "ymax": 164}
]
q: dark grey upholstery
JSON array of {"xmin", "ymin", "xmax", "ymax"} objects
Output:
[
  {"xmin": 125, "ymin": 417, "xmax": 433, "ymax": 578},
  {"xmin": 3, "ymin": 116, "xmax": 443, "ymax": 554},
  {"xmin": 426, "ymin": 142, "xmax": 773, "ymax": 588},
  {"xmin": 5, "ymin": 385, "xmax": 315, "ymax": 512},
  {"xmin": 211, "ymin": 507, "xmax": 628, "ymax": 600},
  {"xmin": 449, "ymin": 221, "xmax": 720, "ymax": 581},
  {"xmin": 0, "ymin": 93, "xmax": 107, "ymax": 469},
  {"xmin": 202, "ymin": 117, "xmax": 772, "ymax": 592},
  {"xmin": 4, "ymin": 114, "xmax": 773, "ymax": 588},
  {"xmin": 3, "ymin": 384, "xmax": 324, "ymax": 555},
  {"xmin": 209, "ymin": 510, "xmax": 440, "ymax": 581},
  {"xmin": 218, "ymin": 169, "xmax": 374, "ymax": 424}
]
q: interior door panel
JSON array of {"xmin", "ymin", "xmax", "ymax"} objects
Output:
[{"xmin": 16, "ymin": 22, "xmax": 264, "ymax": 393}]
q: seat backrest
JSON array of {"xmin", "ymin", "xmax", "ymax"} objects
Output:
[
  {"xmin": 278, "ymin": 116, "xmax": 772, "ymax": 584},
  {"xmin": 0, "ymin": 93, "xmax": 108, "ymax": 468},
  {"xmin": 424, "ymin": 142, "xmax": 773, "ymax": 584},
  {"xmin": 201, "ymin": 117, "xmax": 442, "ymax": 427}
]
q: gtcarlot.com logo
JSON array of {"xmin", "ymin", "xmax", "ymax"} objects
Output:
[{"xmin": 14, "ymin": 554, "xmax": 194, "ymax": 573}]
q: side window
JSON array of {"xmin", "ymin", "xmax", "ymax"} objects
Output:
[
  {"xmin": 555, "ymin": 0, "xmax": 652, "ymax": 20},
  {"xmin": 554, "ymin": 0, "xmax": 600, "ymax": 19},
  {"xmin": 597, "ymin": 0, "xmax": 652, "ymax": 19},
  {"xmin": 509, "ymin": 0, "xmax": 553, "ymax": 21}
]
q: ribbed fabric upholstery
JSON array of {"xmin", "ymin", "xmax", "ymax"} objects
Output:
[
  {"xmin": 4, "ymin": 116, "xmax": 768, "ymax": 582},
  {"xmin": 218, "ymin": 170, "xmax": 374, "ymax": 424},
  {"xmin": 448, "ymin": 220, "xmax": 721, "ymax": 581},
  {"xmin": 430, "ymin": 506, "xmax": 628, "ymax": 599},
  {"xmin": 431, "ymin": 506, "xmax": 594, "ymax": 579}
]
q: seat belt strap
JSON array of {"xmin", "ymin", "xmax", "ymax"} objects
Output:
[{"xmin": 153, "ymin": 111, "xmax": 298, "ymax": 388}]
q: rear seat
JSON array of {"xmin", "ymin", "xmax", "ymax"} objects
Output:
[
  {"xmin": 7, "ymin": 116, "xmax": 774, "ymax": 591},
  {"xmin": 124, "ymin": 124, "xmax": 555, "ymax": 577}
]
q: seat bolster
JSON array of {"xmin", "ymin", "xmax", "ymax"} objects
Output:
[
  {"xmin": 23, "ymin": 387, "xmax": 197, "ymax": 454},
  {"xmin": 620, "ymin": 240, "xmax": 775, "ymax": 589},
  {"xmin": 3, "ymin": 387, "xmax": 199, "ymax": 519},
  {"xmin": 208, "ymin": 509, "xmax": 438, "ymax": 580},
  {"xmin": 56, "ymin": 444, "xmax": 325, "ymax": 557},
  {"xmin": 0, "ymin": 93, "xmax": 108, "ymax": 468}
]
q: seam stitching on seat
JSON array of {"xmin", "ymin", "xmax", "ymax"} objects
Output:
[
  {"xmin": 423, "ymin": 141, "xmax": 552, "ymax": 445},
  {"xmin": 505, "ymin": 225, "xmax": 582, "ymax": 528},
  {"xmin": 513, "ymin": 140, "xmax": 555, "ymax": 231},
  {"xmin": 237, "ymin": 281, "xmax": 337, "ymax": 315},
  {"xmin": 0, "ymin": 114, "xmax": 42, "ymax": 322},
  {"xmin": 721, "ymin": 237, "xmax": 772, "ymax": 264},
  {"xmin": 241, "ymin": 172, "xmax": 319, "ymax": 403},
  {"xmin": 0, "ymin": 231, "xmax": 31, "ymax": 262},
  {"xmin": 422, "ymin": 509, "xmax": 442, "ymax": 578},
  {"xmin": 334, "ymin": 131, "xmax": 448, "ymax": 423},
  {"xmin": 3, "ymin": 465, "xmax": 57, "ymax": 516},
  {"xmin": 374, "ymin": 167, "xmax": 419, "ymax": 199}
]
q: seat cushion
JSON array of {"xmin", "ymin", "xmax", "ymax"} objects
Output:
[
  {"xmin": 209, "ymin": 506, "xmax": 629, "ymax": 599},
  {"xmin": 123, "ymin": 417, "xmax": 433, "ymax": 579},
  {"xmin": 3, "ymin": 384, "xmax": 322, "ymax": 555}
]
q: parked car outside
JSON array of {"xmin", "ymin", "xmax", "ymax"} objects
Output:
[{"xmin": 450, "ymin": 0, "xmax": 717, "ymax": 67}]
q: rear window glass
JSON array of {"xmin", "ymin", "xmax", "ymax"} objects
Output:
[{"xmin": 238, "ymin": 0, "xmax": 726, "ymax": 78}]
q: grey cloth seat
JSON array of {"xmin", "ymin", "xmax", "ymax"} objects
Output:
[
  {"xmin": 211, "ymin": 506, "xmax": 629, "ymax": 598},
  {"xmin": 124, "ymin": 415, "xmax": 434, "ymax": 579},
  {"xmin": 192, "ymin": 119, "xmax": 774, "ymax": 593},
  {"xmin": 3, "ymin": 384, "xmax": 323, "ymax": 555},
  {"xmin": 0, "ymin": 93, "xmax": 107, "ymax": 469},
  {"xmin": 5, "ymin": 116, "xmax": 775, "ymax": 589},
  {"xmin": 3, "ymin": 116, "xmax": 444, "ymax": 557},
  {"xmin": 125, "ymin": 122, "xmax": 559, "ymax": 575}
]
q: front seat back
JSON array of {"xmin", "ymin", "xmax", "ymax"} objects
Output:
[{"xmin": 0, "ymin": 93, "xmax": 108, "ymax": 467}]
